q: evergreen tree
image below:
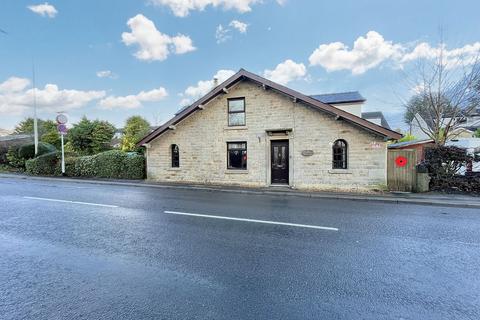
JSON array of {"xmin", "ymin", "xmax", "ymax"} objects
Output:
[{"xmin": 121, "ymin": 116, "xmax": 151, "ymax": 152}]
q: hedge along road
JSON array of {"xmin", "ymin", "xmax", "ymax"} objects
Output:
[
  {"xmin": 24, "ymin": 150, "xmax": 145, "ymax": 179},
  {"xmin": 1, "ymin": 177, "xmax": 480, "ymax": 320}
]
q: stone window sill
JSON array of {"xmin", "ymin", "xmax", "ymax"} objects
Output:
[
  {"xmin": 167, "ymin": 168, "xmax": 181, "ymax": 171},
  {"xmin": 224, "ymin": 126, "xmax": 248, "ymax": 130},
  {"xmin": 328, "ymin": 169, "xmax": 352, "ymax": 174},
  {"xmin": 225, "ymin": 170, "xmax": 249, "ymax": 174}
]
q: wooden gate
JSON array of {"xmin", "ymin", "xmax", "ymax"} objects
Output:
[{"xmin": 387, "ymin": 149, "xmax": 417, "ymax": 192}]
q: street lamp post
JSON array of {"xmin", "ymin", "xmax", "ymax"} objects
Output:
[{"xmin": 32, "ymin": 63, "xmax": 39, "ymax": 155}]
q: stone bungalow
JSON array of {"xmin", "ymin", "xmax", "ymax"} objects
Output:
[{"xmin": 138, "ymin": 69, "xmax": 402, "ymax": 190}]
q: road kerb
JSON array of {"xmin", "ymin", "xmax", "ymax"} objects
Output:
[{"xmin": 1, "ymin": 173, "xmax": 479, "ymax": 209}]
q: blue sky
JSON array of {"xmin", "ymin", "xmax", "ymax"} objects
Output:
[{"xmin": 1, "ymin": 0, "xmax": 479, "ymax": 131}]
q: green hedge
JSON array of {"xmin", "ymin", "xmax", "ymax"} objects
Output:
[
  {"xmin": 74, "ymin": 150, "xmax": 145, "ymax": 179},
  {"xmin": 25, "ymin": 151, "xmax": 60, "ymax": 176},
  {"xmin": 6, "ymin": 145, "xmax": 25, "ymax": 168},
  {"xmin": 25, "ymin": 149, "xmax": 145, "ymax": 179}
]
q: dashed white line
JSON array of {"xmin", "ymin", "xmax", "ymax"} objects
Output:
[
  {"xmin": 164, "ymin": 210, "xmax": 338, "ymax": 231},
  {"xmin": 23, "ymin": 196, "xmax": 118, "ymax": 208}
]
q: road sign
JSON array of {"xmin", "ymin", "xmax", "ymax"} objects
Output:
[
  {"xmin": 57, "ymin": 124, "xmax": 68, "ymax": 135},
  {"xmin": 56, "ymin": 114, "xmax": 68, "ymax": 124}
]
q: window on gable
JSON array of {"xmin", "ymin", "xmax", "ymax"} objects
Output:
[
  {"xmin": 228, "ymin": 98, "xmax": 245, "ymax": 126},
  {"xmin": 227, "ymin": 142, "xmax": 247, "ymax": 170},
  {"xmin": 171, "ymin": 144, "xmax": 179, "ymax": 168},
  {"xmin": 332, "ymin": 139, "xmax": 348, "ymax": 169}
]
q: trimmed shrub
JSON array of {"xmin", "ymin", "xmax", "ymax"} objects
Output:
[
  {"xmin": 80, "ymin": 150, "xmax": 145, "ymax": 179},
  {"xmin": 0, "ymin": 144, "xmax": 9, "ymax": 165},
  {"xmin": 24, "ymin": 149, "xmax": 145, "ymax": 180},
  {"xmin": 123, "ymin": 152, "xmax": 145, "ymax": 178},
  {"xmin": 64, "ymin": 157, "xmax": 79, "ymax": 176},
  {"xmin": 6, "ymin": 145, "xmax": 25, "ymax": 168},
  {"xmin": 73, "ymin": 155, "xmax": 96, "ymax": 177},
  {"xmin": 25, "ymin": 152, "xmax": 60, "ymax": 176},
  {"xmin": 18, "ymin": 142, "xmax": 56, "ymax": 160}
]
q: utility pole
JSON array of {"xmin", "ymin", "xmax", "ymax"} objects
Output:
[{"xmin": 32, "ymin": 61, "xmax": 39, "ymax": 155}]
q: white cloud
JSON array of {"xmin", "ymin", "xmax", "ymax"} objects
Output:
[
  {"xmin": 229, "ymin": 20, "xmax": 248, "ymax": 33},
  {"xmin": 181, "ymin": 69, "xmax": 235, "ymax": 105},
  {"xmin": 0, "ymin": 77, "xmax": 31, "ymax": 93},
  {"xmin": 410, "ymin": 83, "xmax": 425, "ymax": 94},
  {"xmin": 33, "ymin": 85, "xmax": 106, "ymax": 111},
  {"xmin": 215, "ymin": 25, "xmax": 231, "ymax": 44},
  {"xmin": 121, "ymin": 14, "xmax": 196, "ymax": 62},
  {"xmin": 27, "ymin": 2, "xmax": 58, "ymax": 18},
  {"xmin": 171, "ymin": 34, "xmax": 196, "ymax": 54},
  {"xmin": 149, "ymin": 0, "xmax": 260, "ymax": 17},
  {"xmin": 0, "ymin": 77, "xmax": 105, "ymax": 115},
  {"xmin": 309, "ymin": 31, "xmax": 403, "ymax": 75},
  {"xmin": 401, "ymin": 42, "xmax": 480, "ymax": 68},
  {"xmin": 215, "ymin": 20, "xmax": 248, "ymax": 44},
  {"xmin": 96, "ymin": 70, "xmax": 118, "ymax": 79},
  {"xmin": 264, "ymin": 59, "xmax": 307, "ymax": 85},
  {"xmin": 309, "ymin": 31, "xmax": 480, "ymax": 75},
  {"xmin": 99, "ymin": 87, "xmax": 168, "ymax": 109}
]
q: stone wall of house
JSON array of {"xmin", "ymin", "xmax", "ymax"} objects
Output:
[{"xmin": 146, "ymin": 80, "xmax": 387, "ymax": 190}]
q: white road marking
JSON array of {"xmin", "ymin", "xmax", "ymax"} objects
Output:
[
  {"xmin": 164, "ymin": 210, "xmax": 339, "ymax": 231},
  {"xmin": 23, "ymin": 196, "xmax": 118, "ymax": 208}
]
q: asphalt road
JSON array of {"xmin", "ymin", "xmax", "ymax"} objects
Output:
[{"xmin": 0, "ymin": 177, "xmax": 479, "ymax": 320}]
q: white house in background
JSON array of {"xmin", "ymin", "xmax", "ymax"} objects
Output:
[
  {"xmin": 309, "ymin": 92, "xmax": 365, "ymax": 117},
  {"xmin": 309, "ymin": 92, "xmax": 391, "ymax": 129},
  {"xmin": 408, "ymin": 112, "xmax": 480, "ymax": 173},
  {"xmin": 446, "ymin": 138, "xmax": 480, "ymax": 173},
  {"xmin": 360, "ymin": 112, "xmax": 391, "ymax": 129},
  {"xmin": 410, "ymin": 114, "xmax": 432, "ymax": 139},
  {"xmin": 410, "ymin": 108, "xmax": 480, "ymax": 140}
]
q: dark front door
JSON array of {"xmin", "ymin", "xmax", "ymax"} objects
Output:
[{"xmin": 271, "ymin": 140, "xmax": 289, "ymax": 184}]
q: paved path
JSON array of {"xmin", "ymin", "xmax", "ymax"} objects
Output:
[{"xmin": 0, "ymin": 177, "xmax": 479, "ymax": 319}]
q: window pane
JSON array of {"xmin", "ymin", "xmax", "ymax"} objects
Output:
[
  {"xmin": 228, "ymin": 99, "xmax": 244, "ymax": 112},
  {"xmin": 332, "ymin": 140, "xmax": 347, "ymax": 169},
  {"xmin": 228, "ymin": 113, "xmax": 245, "ymax": 126},
  {"xmin": 228, "ymin": 142, "xmax": 246, "ymax": 150},
  {"xmin": 227, "ymin": 142, "xmax": 247, "ymax": 169},
  {"xmin": 171, "ymin": 144, "xmax": 179, "ymax": 167},
  {"xmin": 228, "ymin": 150, "xmax": 242, "ymax": 168}
]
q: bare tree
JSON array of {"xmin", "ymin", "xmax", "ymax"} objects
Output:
[{"xmin": 404, "ymin": 43, "xmax": 480, "ymax": 145}]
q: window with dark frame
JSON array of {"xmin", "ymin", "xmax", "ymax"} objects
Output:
[
  {"xmin": 228, "ymin": 98, "xmax": 245, "ymax": 126},
  {"xmin": 332, "ymin": 139, "xmax": 348, "ymax": 169},
  {"xmin": 171, "ymin": 144, "xmax": 179, "ymax": 168},
  {"xmin": 227, "ymin": 142, "xmax": 247, "ymax": 170}
]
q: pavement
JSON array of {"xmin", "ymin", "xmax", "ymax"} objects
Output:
[
  {"xmin": 0, "ymin": 176, "xmax": 479, "ymax": 319},
  {"xmin": 1, "ymin": 173, "xmax": 480, "ymax": 208}
]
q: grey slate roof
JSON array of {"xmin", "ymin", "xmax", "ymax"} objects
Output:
[
  {"xmin": 175, "ymin": 105, "xmax": 190, "ymax": 115},
  {"xmin": 309, "ymin": 91, "xmax": 366, "ymax": 104},
  {"xmin": 361, "ymin": 111, "xmax": 391, "ymax": 129}
]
